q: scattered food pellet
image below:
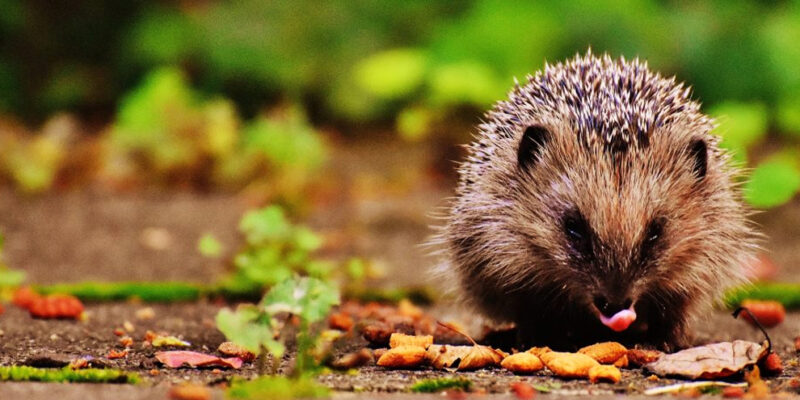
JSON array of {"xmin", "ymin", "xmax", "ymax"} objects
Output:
[
  {"xmin": 397, "ymin": 299, "xmax": 424, "ymax": 319},
  {"xmin": 28, "ymin": 294, "xmax": 84, "ymax": 319},
  {"xmin": 762, "ymin": 353, "xmax": 783, "ymax": 375},
  {"xmin": 740, "ymin": 300, "xmax": 785, "ymax": 327},
  {"xmin": 331, "ymin": 348, "xmax": 374, "ymax": 370},
  {"xmin": 149, "ymin": 369, "xmax": 160, "ymax": 376},
  {"xmin": 501, "ymin": 352, "xmax": 544, "ymax": 374},
  {"xmin": 376, "ymin": 345, "xmax": 426, "ymax": 368},
  {"xmin": 588, "ymin": 364, "xmax": 622, "ymax": 383},
  {"xmin": 579, "ymin": 342, "xmax": 627, "ymax": 364},
  {"xmin": 119, "ymin": 336, "xmax": 134, "ymax": 348},
  {"xmin": 510, "ymin": 381, "xmax": 536, "ymax": 399},
  {"xmin": 123, "ymin": 321, "xmax": 135, "ymax": 332},
  {"xmin": 113, "ymin": 328, "xmax": 125, "ymax": 336},
  {"xmin": 540, "ymin": 352, "xmax": 599, "ymax": 378},
  {"xmin": 389, "ymin": 333, "xmax": 433, "ymax": 349},
  {"xmin": 108, "ymin": 349, "xmax": 128, "ymax": 359},
  {"xmin": 168, "ymin": 384, "xmax": 210, "ymax": 400},
  {"xmin": 135, "ymin": 307, "xmax": 155, "ymax": 320},
  {"xmin": 627, "ymin": 348, "xmax": 663, "ymax": 367},
  {"xmin": 328, "ymin": 312, "xmax": 354, "ymax": 331},
  {"xmin": 12, "ymin": 286, "xmax": 39, "ymax": 309},
  {"xmin": 218, "ymin": 341, "xmax": 256, "ymax": 362}
]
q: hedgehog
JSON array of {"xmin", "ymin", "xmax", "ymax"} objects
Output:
[{"xmin": 437, "ymin": 52, "xmax": 758, "ymax": 351}]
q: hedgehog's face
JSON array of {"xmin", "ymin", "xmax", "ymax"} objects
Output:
[{"xmin": 511, "ymin": 121, "xmax": 739, "ymax": 332}]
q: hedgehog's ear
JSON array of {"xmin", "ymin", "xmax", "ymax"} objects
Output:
[
  {"xmin": 688, "ymin": 138, "xmax": 707, "ymax": 180},
  {"xmin": 518, "ymin": 125, "xmax": 550, "ymax": 170}
]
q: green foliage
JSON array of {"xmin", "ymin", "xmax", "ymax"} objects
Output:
[
  {"xmin": 226, "ymin": 375, "xmax": 328, "ymax": 400},
  {"xmin": 37, "ymin": 281, "xmax": 202, "ymax": 302},
  {"xmin": 354, "ymin": 49, "xmax": 427, "ymax": 100},
  {"xmin": 410, "ymin": 377, "xmax": 472, "ymax": 393},
  {"xmin": 198, "ymin": 233, "xmax": 224, "ymax": 258},
  {"xmin": 106, "ymin": 68, "xmax": 327, "ymax": 201},
  {"xmin": 216, "ymin": 276, "xmax": 340, "ymax": 376},
  {"xmin": 709, "ymin": 102, "xmax": 768, "ymax": 164},
  {"xmin": 724, "ymin": 282, "xmax": 800, "ymax": 310},
  {"xmin": 0, "ymin": 366, "xmax": 140, "ymax": 384},
  {"xmin": 744, "ymin": 157, "xmax": 800, "ymax": 208},
  {"xmin": 221, "ymin": 205, "xmax": 331, "ymax": 294}
]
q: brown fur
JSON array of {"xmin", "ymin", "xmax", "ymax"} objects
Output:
[{"xmin": 435, "ymin": 52, "xmax": 758, "ymax": 351}]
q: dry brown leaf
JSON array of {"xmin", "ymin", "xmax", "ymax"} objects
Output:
[
  {"xmin": 627, "ymin": 348, "xmax": 663, "ymax": 367},
  {"xmin": 579, "ymin": 342, "xmax": 627, "ymax": 364},
  {"xmin": 540, "ymin": 352, "xmax": 599, "ymax": 378},
  {"xmin": 389, "ymin": 333, "xmax": 433, "ymax": 349},
  {"xmin": 457, "ymin": 345, "xmax": 505, "ymax": 370},
  {"xmin": 645, "ymin": 340, "xmax": 767, "ymax": 379},
  {"xmin": 376, "ymin": 345, "xmax": 426, "ymax": 368},
  {"xmin": 589, "ymin": 364, "xmax": 622, "ymax": 383},
  {"xmin": 425, "ymin": 344, "xmax": 472, "ymax": 369},
  {"xmin": 331, "ymin": 348, "xmax": 374, "ymax": 369},
  {"xmin": 500, "ymin": 352, "xmax": 544, "ymax": 374},
  {"xmin": 218, "ymin": 342, "xmax": 256, "ymax": 362}
]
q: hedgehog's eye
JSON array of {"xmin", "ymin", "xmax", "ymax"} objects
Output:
[
  {"xmin": 562, "ymin": 208, "xmax": 593, "ymax": 256},
  {"xmin": 641, "ymin": 217, "xmax": 665, "ymax": 258}
]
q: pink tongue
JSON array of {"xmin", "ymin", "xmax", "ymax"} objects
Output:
[{"xmin": 600, "ymin": 309, "xmax": 637, "ymax": 332}]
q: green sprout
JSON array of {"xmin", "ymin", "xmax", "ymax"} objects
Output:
[
  {"xmin": 216, "ymin": 276, "xmax": 340, "ymax": 376},
  {"xmin": 0, "ymin": 366, "xmax": 140, "ymax": 384},
  {"xmin": 410, "ymin": 377, "xmax": 472, "ymax": 393}
]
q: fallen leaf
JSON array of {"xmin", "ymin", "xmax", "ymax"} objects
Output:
[
  {"xmin": 579, "ymin": 342, "xmax": 627, "ymax": 364},
  {"xmin": 540, "ymin": 352, "xmax": 599, "ymax": 378},
  {"xmin": 156, "ymin": 351, "xmax": 243, "ymax": 369},
  {"xmin": 425, "ymin": 345, "xmax": 472, "ymax": 369},
  {"xmin": 643, "ymin": 382, "xmax": 747, "ymax": 396},
  {"xmin": 218, "ymin": 341, "xmax": 256, "ymax": 362},
  {"xmin": 149, "ymin": 332, "xmax": 190, "ymax": 347},
  {"xmin": 389, "ymin": 333, "xmax": 433, "ymax": 349},
  {"xmin": 501, "ymin": 352, "xmax": 544, "ymax": 374},
  {"xmin": 458, "ymin": 345, "xmax": 504, "ymax": 370},
  {"xmin": 645, "ymin": 340, "xmax": 766, "ymax": 379},
  {"xmin": 376, "ymin": 345, "xmax": 426, "ymax": 368},
  {"xmin": 588, "ymin": 364, "xmax": 621, "ymax": 383}
]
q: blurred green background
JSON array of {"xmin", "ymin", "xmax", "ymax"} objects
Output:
[{"xmin": 0, "ymin": 0, "xmax": 799, "ymax": 207}]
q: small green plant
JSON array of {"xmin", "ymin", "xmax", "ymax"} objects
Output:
[
  {"xmin": 219, "ymin": 206, "xmax": 333, "ymax": 296},
  {"xmin": 410, "ymin": 377, "xmax": 472, "ymax": 393},
  {"xmin": 0, "ymin": 366, "xmax": 140, "ymax": 384},
  {"xmin": 198, "ymin": 233, "xmax": 224, "ymax": 258},
  {"xmin": 216, "ymin": 276, "xmax": 340, "ymax": 376},
  {"xmin": 724, "ymin": 282, "xmax": 800, "ymax": 309}
]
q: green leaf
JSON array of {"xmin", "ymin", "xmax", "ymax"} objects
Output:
[
  {"xmin": 354, "ymin": 49, "xmax": 427, "ymax": 100},
  {"xmin": 239, "ymin": 206, "xmax": 291, "ymax": 245},
  {"xmin": 777, "ymin": 96, "xmax": 800, "ymax": 138},
  {"xmin": 215, "ymin": 305, "xmax": 284, "ymax": 357},
  {"xmin": 261, "ymin": 277, "xmax": 339, "ymax": 324},
  {"xmin": 709, "ymin": 102, "xmax": 768, "ymax": 151},
  {"xmin": 428, "ymin": 62, "xmax": 505, "ymax": 107},
  {"xmin": 197, "ymin": 233, "xmax": 223, "ymax": 258},
  {"xmin": 744, "ymin": 157, "xmax": 800, "ymax": 208}
]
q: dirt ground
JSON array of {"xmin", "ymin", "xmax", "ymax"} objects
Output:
[{"xmin": 1, "ymin": 137, "xmax": 800, "ymax": 398}]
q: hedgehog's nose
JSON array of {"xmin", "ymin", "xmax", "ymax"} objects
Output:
[{"xmin": 593, "ymin": 295, "xmax": 633, "ymax": 317}]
